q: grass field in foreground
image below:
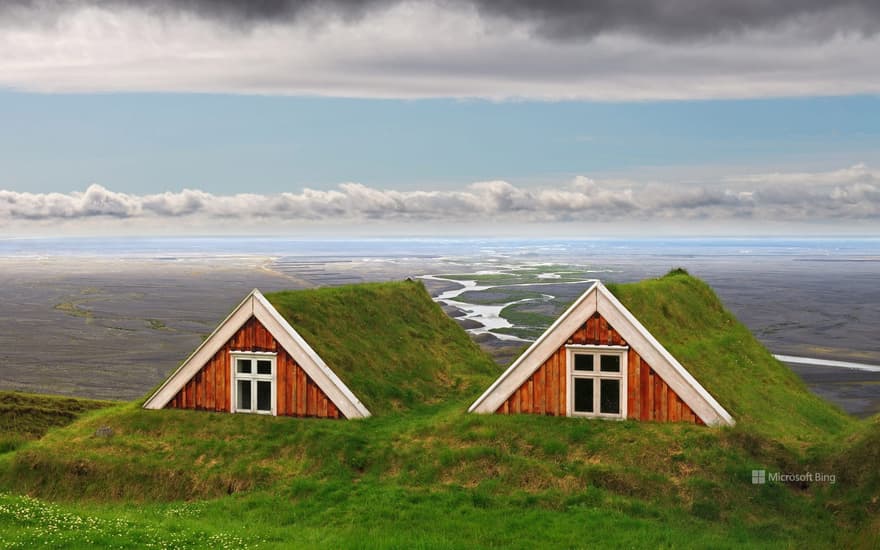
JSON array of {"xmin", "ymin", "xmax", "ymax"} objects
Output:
[{"xmin": 0, "ymin": 399, "xmax": 875, "ymax": 548}]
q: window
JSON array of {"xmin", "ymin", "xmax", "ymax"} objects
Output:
[
  {"xmin": 231, "ymin": 352, "xmax": 276, "ymax": 415},
  {"xmin": 567, "ymin": 346, "xmax": 627, "ymax": 419}
]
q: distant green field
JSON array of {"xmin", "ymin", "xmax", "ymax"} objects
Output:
[
  {"xmin": 0, "ymin": 274, "xmax": 876, "ymax": 548},
  {"xmin": 436, "ymin": 264, "xmax": 594, "ymax": 286},
  {"xmin": 456, "ymin": 288, "xmax": 548, "ymax": 305}
]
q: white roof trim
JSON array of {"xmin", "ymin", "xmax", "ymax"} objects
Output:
[
  {"xmin": 468, "ymin": 282, "xmax": 599, "ymax": 414},
  {"xmin": 142, "ymin": 290, "xmax": 255, "ymax": 411},
  {"xmin": 251, "ymin": 291, "xmax": 371, "ymax": 419},
  {"xmin": 143, "ymin": 289, "xmax": 371, "ymax": 419},
  {"xmin": 468, "ymin": 281, "xmax": 734, "ymax": 426}
]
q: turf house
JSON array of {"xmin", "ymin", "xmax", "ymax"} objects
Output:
[
  {"xmin": 143, "ymin": 281, "xmax": 498, "ymax": 418},
  {"xmin": 468, "ymin": 281, "xmax": 735, "ymax": 426},
  {"xmin": 143, "ymin": 288, "xmax": 371, "ymax": 419}
]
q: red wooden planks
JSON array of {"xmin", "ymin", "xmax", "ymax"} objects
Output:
[
  {"xmin": 222, "ymin": 346, "xmax": 230, "ymax": 411},
  {"xmin": 291, "ymin": 365, "xmax": 299, "ymax": 415},
  {"xmin": 524, "ymin": 377, "xmax": 533, "ymax": 413},
  {"xmin": 297, "ymin": 367, "xmax": 307, "ymax": 416},
  {"xmin": 307, "ymin": 380, "xmax": 318, "ymax": 416},
  {"xmin": 668, "ymin": 393, "xmax": 679, "ymax": 422},
  {"xmin": 277, "ymin": 353, "xmax": 287, "ymax": 415},
  {"xmin": 627, "ymin": 350, "xmax": 639, "ymax": 420},
  {"xmin": 547, "ymin": 353, "xmax": 558, "ymax": 415},
  {"xmin": 558, "ymin": 349, "xmax": 566, "ymax": 414},
  {"xmin": 659, "ymin": 380, "xmax": 668, "ymax": 422},
  {"xmin": 534, "ymin": 363, "xmax": 545, "ymax": 415}
]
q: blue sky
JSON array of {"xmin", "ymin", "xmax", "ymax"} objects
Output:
[
  {"xmin": 0, "ymin": 1, "xmax": 879, "ymax": 236},
  {"xmin": 2, "ymin": 93, "xmax": 879, "ymax": 194}
]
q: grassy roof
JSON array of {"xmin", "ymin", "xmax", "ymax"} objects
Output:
[
  {"xmin": 265, "ymin": 280, "xmax": 499, "ymax": 415},
  {"xmin": 607, "ymin": 270, "xmax": 855, "ymax": 444}
]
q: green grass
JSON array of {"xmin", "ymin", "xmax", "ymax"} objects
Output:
[
  {"xmin": 455, "ymin": 289, "xmax": 548, "ymax": 305},
  {"xmin": 266, "ymin": 280, "xmax": 499, "ymax": 415},
  {"xmin": 0, "ymin": 392, "xmax": 114, "ymax": 455},
  {"xmin": 436, "ymin": 265, "xmax": 592, "ymax": 286},
  {"xmin": 147, "ymin": 318, "xmax": 170, "ymax": 331},
  {"xmin": 0, "ymin": 399, "xmax": 855, "ymax": 546},
  {"xmin": 0, "ymin": 484, "xmax": 815, "ymax": 549},
  {"xmin": 606, "ymin": 270, "xmax": 856, "ymax": 446},
  {"xmin": 497, "ymin": 304, "xmax": 556, "ymax": 328},
  {"xmin": 53, "ymin": 301, "xmax": 93, "ymax": 320},
  {"xmin": 820, "ymin": 415, "xmax": 880, "ymax": 533},
  {"xmin": 0, "ymin": 398, "xmax": 865, "ymax": 547},
  {"xmin": 0, "ymin": 273, "xmax": 876, "ymax": 548}
]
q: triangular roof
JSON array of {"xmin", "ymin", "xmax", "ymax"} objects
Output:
[
  {"xmin": 468, "ymin": 281, "xmax": 734, "ymax": 426},
  {"xmin": 143, "ymin": 289, "xmax": 371, "ymax": 418}
]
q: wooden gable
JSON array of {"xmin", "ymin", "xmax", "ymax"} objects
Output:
[
  {"xmin": 469, "ymin": 282, "xmax": 732, "ymax": 426},
  {"xmin": 167, "ymin": 316, "xmax": 342, "ymax": 418},
  {"xmin": 143, "ymin": 289, "xmax": 371, "ymax": 418},
  {"xmin": 494, "ymin": 311, "xmax": 701, "ymax": 424}
]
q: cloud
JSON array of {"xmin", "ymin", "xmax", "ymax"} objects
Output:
[
  {"xmin": 1, "ymin": 1, "xmax": 880, "ymax": 99},
  {"xmin": 471, "ymin": 1, "xmax": 880, "ymax": 42},
  {"xmin": 5, "ymin": 1, "xmax": 880, "ymax": 41},
  {"xmin": 2, "ymin": 165, "xmax": 878, "ymax": 232}
]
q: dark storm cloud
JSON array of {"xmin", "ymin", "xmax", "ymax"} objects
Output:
[
  {"xmin": 0, "ymin": 0, "xmax": 391, "ymax": 25},
  {"xmin": 471, "ymin": 0, "xmax": 880, "ymax": 41},
  {"xmin": 4, "ymin": 1, "xmax": 880, "ymax": 40}
]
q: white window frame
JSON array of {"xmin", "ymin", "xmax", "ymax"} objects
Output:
[
  {"xmin": 230, "ymin": 351, "xmax": 277, "ymax": 416},
  {"xmin": 566, "ymin": 345, "xmax": 628, "ymax": 420}
]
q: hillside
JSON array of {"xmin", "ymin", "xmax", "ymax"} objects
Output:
[
  {"xmin": 265, "ymin": 280, "xmax": 500, "ymax": 414},
  {"xmin": 0, "ymin": 274, "xmax": 875, "ymax": 548},
  {"xmin": 0, "ymin": 391, "xmax": 114, "ymax": 454},
  {"xmin": 607, "ymin": 270, "xmax": 855, "ymax": 444}
]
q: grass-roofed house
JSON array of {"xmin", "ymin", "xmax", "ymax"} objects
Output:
[
  {"xmin": 469, "ymin": 277, "xmax": 735, "ymax": 426},
  {"xmin": 144, "ymin": 281, "xmax": 498, "ymax": 418}
]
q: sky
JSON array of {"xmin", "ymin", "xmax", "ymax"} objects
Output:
[{"xmin": 1, "ymin": 0, "xmax": 879, "ymax": 237}]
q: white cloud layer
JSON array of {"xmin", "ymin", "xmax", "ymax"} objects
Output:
[
  {"xmin": 2, "ymin": 3, "xmax": 880, "ymax": 99},
  {"xmin": 2, "ymin": 165, "xmax": 878, "ymax": 235}
]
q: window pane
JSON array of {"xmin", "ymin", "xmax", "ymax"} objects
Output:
[
  {"xmin": 573, "ymin": 378, "xmax": 594, "ymax": 413},
  {"xmin": 600, "ymin": 379, "xmax": 620, "ymax": 414},
  {"xmin": 574, "ymin": 354, "xmax": 594, "ymax": 371},
  {"xmin": 257, "ymin": 360, "xmax": 272, "ymax": 375},
  {"xmin": 236, "ymin": 359, "xmax": 252, "ymax": 374},
  {"xmin": 600, "ymin": 355, "xmax": 620, "ymax": 372},
  {"xmin": 257, "ymin": 381, "xmax": 272, "ymax": 411},
  {"xmin": 237, "ymin": 380, "xmax": 252, "ymax": 410}
]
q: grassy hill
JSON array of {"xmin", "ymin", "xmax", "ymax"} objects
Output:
[
  {"xmin": 265, "ymin": 281, "xmax": 499, "ymax": 414},
  {"xmin": 0, "ymin": 391, "xmax": 114, "ymax": 454},
  {"xmin": 607, "ymin": 270, "xmax": 855, "ymax": 445},
  {"xmin": 0, "ymin": 274, "xmax": 876, "ymax": 548}
]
